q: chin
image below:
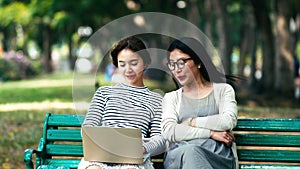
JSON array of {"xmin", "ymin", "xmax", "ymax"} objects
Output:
[{"xmin": 177, "ymin": 80, "xmax": 185, "ymax": 86}]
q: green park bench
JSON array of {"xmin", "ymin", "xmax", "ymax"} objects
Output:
[{"xmin": 24, "ymin": 113, "xmax": 300, "ymax": 169}]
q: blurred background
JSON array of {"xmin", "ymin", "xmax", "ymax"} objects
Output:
[{"xmin": 0, "ymin": 0, "xmax": 300, "ymax": 168}]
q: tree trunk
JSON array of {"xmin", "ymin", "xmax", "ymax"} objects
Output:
[
  {"xmin": 274, "ymin": 0, "xmax": 294, "ymax": 96},
  {"xmin": 213, "ymin": 0, "xmax": 232, "ymax": 74},
  {"xmin": 187, "ymin": 0, "xmax": 200, "ymax": 27},
  {"xmin": 250, "ymin": 40, "xmax": 258, "ymax": 88},
  {"xmin": 251, "ymin": 0, "xmax": 275, "ymax": 93},
  {"xmin": 43, "ymin": 25, "xmax": 53, "ymax": 73},
  {"xmin": 238, "ymin": 2, "xmax": 256, "ymax": 79},
  {"xmin": 204, "ymin": 0, "xmax": 213, "ymax": 41},
  {"xmin": 1, "ymin": 28, "xmax": 8, "ymax": 52},
  {"xmin": 68, "ymin": 36, "xmax": 76, "ymax": 70}
]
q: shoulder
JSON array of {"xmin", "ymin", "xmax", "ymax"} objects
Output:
[
  {"xmin": 149, "ymin": 91, "xmax": 163, "ymax": 100},
  {"xmin": 165, "ymin": 88, "xmax": 181, "ymax": 96},
  {"xmin": 95, "ymin": 85, "xmax": 112, "ymax": 93},
  {"xmin": 163, "ymin": 88, "xmax": 182, "ymax": 102},
  {"xmin": 213, "ymin": 83, "xmax": 235, "ymax": 92},
  {"xmin": 146, "ymin": 90, "xmax": 164, "ymax": 107},
  {"xmin": 212, "ymin": 83, "xmax": 236, "ymax": 99}
]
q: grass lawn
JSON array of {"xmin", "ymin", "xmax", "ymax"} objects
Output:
[
  {"xmin": 0, "ymin": 73, "xmax": 73, "ymax": 104},
  {"xmin": 0, "ymin": 110, "xmax": 74, "ymax": 169},
  {"xmin": 0, "ymin": 73, "xmax": 77, "ymax": 168},
  {"xmin": 0, "ymin": 72, "xmax": 300, "ymax": 169}
]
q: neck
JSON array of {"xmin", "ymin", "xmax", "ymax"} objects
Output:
[
  {"xmin": 129, "ymin": 80, "xmax": 144, "ymax": 87},
  {"xmin": 183, "ymin": 79, "xmax": 212, "ymax": 99}
]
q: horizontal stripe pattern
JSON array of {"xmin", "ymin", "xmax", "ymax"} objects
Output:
[{"xmin": 83, "ymin": 83, "xmax": 163, "ymax": 137}]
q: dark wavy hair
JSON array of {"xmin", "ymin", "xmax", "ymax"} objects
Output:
[
  {"xmin": 167, "ymin": 37, "xmax": 239, "ymax": 85},
  {"xmin": 110, "ymin": 36, "xmax": 151, "ymax": 67}
]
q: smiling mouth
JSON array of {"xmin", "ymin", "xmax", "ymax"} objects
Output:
[{"xmin": 126, "ymin": 75, "xmax": 135, "ymax": 80}]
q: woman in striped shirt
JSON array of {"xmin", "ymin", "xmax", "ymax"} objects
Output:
[{"xmin": 78, "ymin": 36, "xmax": 165, "ymax": 169}]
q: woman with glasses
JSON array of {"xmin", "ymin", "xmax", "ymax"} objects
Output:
[{"xmin": 161, "ymin": 37, "xmax": 238, "ymax": 169}]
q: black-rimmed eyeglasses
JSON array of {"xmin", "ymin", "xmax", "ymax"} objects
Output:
[{"xmin": 167, "ymin": 58, "xmax": 193, "ymax": 70}]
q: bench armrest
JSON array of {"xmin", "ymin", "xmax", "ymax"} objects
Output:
[
  {"xmin": 24, "ymin": 148, "xmax": 41, "ymax": 169},
  {"xmin": 24, "ymin": 138, "xmax": 46, "ymax": 169}
]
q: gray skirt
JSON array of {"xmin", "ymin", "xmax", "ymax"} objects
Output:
[{"xmin": 164, "ymin": 139, "xmax": 234, "ymax": 169}]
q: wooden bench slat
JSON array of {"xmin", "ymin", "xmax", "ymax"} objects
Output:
[
  {"xmin": 238, "ymin": 150, "xmax": 300, "ymax": 162},
  {"xmin": 44, "ymin": 159, "xmax": 81, "ymax": 169},
  {"xmin": 46, "ymin": 144, "xmax": 83, "ymax": 156},
  {"xmin": 47, "ymin": 114, "xmax": 84, "ymax": 127},
  {"xmin": 47, "ymin": 129, "xmax": 82, "ymax": 142},
  {"xmin": 235, "ymin": 118, "xmax": 300, "ymax": 132},
  {"xmin": 235, "ymin": 134, "xmax": 300, "ymax": 146}
]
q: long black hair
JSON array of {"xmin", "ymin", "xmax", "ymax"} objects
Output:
[{"xmin": 167, "ymin": 37, "xmax": 239, "ymax": 87}]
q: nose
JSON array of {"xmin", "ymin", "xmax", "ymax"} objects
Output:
[{"xmin": 125, "ymin": 65, "xmax": 133, "ymax": 73}]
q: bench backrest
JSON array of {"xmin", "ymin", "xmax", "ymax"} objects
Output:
[
  {"xmin": 37, "ymin": 113, "xmax": 300, "ymax": 169},
  {"xmin": 39, "ymin": 113, "xmax": 84, "ymax": 169},
  {"xmin": 234, "ymin": 118, "xmax": 300, "ymax": 168}
]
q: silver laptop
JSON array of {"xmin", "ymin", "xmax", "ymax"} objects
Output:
[{"xmin": 82, "ymin": 126, "xmax": 143, "ymax": 164}]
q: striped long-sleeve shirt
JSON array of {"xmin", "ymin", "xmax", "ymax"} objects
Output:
[{"xmin": 83, "ymin": 83, "xmax": 165, "ymax": 156}]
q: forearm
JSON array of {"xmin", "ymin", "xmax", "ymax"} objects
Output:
[
  {"xmin": 143, "ymin": 135, "xmax": 166, "ymax": 156},
  {"xmin": 193, "ymin": 112, "xmax": 237, "ymax": 131},
  {"xmin": 162, "ymin": 121, "xmax": 210, "ymax": 142},
  {"xmin": 161, "ymin": 91, "xmax": 210, "ymax": 142}
]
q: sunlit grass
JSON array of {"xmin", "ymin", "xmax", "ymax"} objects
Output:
[
  {"xmin": 0, "ymin": 101, "xmax": 74, "ymax": 112},
  {"xmin": 0, "ymin": 72, "xmax": 74, "ymax": 89},
  {"xmin": 0, "ymin": 86, "xmax": 73, "ymax": 104},
  {"xmin": 238, "ymin": 105, "xmax": 300, "ymax": 118}
]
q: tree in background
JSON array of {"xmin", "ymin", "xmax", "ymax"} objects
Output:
[
  {"xmin": 251, "ymin": 0, "xmax": 275, "ymax": 93},
  {"xmin": 274, "ymin": 0, "xmax": 297, "ymax": 96},
  {"xmin": 0, "ymin": 0, "xmax": 300, "ymax": 100}
]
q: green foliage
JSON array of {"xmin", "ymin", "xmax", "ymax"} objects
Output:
[
  {"xmin": 51, "ymin": 11, "xmax": 72, "ymax": 29},
  {"xmin": 0, "ymin": 2, "xmax": 30, "ymax": 27},
  {"xmin": 29, "ymin": 0, "xmax": 54, "ymax": 17}
]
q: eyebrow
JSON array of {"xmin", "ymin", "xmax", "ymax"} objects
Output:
[{"xmin": 118, "ymin": 59, "xmax": 139, "ymax": 63}]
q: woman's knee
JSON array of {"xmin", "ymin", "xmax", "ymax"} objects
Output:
[{"xmin": 183, "ymin": 145, "xmax": 206, "ymax": 157}]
